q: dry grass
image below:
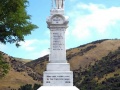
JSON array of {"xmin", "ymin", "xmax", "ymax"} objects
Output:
[
  {"xmin": 68, "ymin": 40, "xmax": 120, "ymax": 70},
  {"xmin": 33, "ymin": 60, "xmax": 48, "ymax": 75},
  {"xmin": 14, "ymin": 58, "xmax": 32, "ymax": 63},
  {"xmin": 0, "ymin": 68, "xmax": 40, "ymax": 90}
]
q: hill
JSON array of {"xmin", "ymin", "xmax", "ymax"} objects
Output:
[
  {"xmin": 74, "ymin": 47, "xmax": 120, "ymax": 90},
  {"xmin": 0, "ymin": 52, "xmax": 41, "ymax": 90},
  {"xmin": 0, "ymin": 39, "xmax": 120, "ymax": 90},
  {"xmin": 26, "ymin": 39, "xmax": 120, "ymax": 73}
]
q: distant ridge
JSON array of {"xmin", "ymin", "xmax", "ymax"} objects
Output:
[{"xmin": 25, "ymin": 39, "xmax": 120, "ymax": 72}]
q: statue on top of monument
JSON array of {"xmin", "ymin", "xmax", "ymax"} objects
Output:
[{"xmin": 54, "ymin": 0, "xmax": 64, "ymax": 9}]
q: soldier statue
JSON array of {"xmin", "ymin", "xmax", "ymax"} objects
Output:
[{"xmin": 54, "ymin": 0, "xmax": 64, "ymax": 9}]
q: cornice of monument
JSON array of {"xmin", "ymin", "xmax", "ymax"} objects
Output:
[
  {"xmin": 46, "ymin": 18, "xmax": 69, "ymax": 29},
  {"xmin": 47, "ymin": 25, "xmax": 68, "ymax": 30},
  {"xmin": 46, "ymin": 11, "xmax": 69, "ymax": 28},
  {"xmin": 50, "ymin": 9, "xmax": 64, "ymax": 15}
]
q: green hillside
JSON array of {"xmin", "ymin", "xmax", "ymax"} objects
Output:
[{"xmin": 74, "ymin": 47, "xmax": 120, "ymax": 90}]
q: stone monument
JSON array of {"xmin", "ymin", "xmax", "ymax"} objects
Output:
[{"xmin": 37, "ymin": 0, "xmax": 79, "ymax": 90}]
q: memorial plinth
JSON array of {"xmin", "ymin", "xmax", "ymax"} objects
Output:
[
  {"xmin": 38, "ymin": 86, "xmax": 79, "ymax": 90},
  {"xmin": 37, "ymin": 0, "xmax": 79, "ymax": 90}
]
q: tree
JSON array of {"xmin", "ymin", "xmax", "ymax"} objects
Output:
[
  {"xmin": 18, "ymin": 84, "xmax": 41, "ymax": 90},
  {"xmin": 18, "ymin": 84, "xmax": 32, "ymax": 90},
  {"xmin": 33, "ymin": 84, "xmax": 41, "ymax": 90},
  {"xmin": 0, "ymin": 0, "xmax": 38, "ymax": 46},
  {"xmin": 0, "ymin": 53, "xmax": 9, "ymax": 78}
]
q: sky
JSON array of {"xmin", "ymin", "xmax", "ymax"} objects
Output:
[{"xmin": 0, "ymin": 0, "xmax": 120, "ymax": 60}]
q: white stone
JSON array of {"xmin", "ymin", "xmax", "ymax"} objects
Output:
[
  {"xmin": 37, "ymin": 86, "xmax": 79, "ymax": 90},
  {"xmin": 50, "ymin": 9, "xmax": 64, "ymax": 15},
  {"xmin": 46, "ymin": 63, "xmax": 70, "ymax": 71},
  {"xmin": 49, "ymin": 27, "xmax": 67, "ymax": 63},
  {"xmin": 43, "ymin": 71, "xmax": 73, "ymax": 86}
]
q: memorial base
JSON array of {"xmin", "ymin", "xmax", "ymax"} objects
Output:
[
  {"xmin": 37, "ymin": 86, "xmax": 79, "ymax": 90},
  {"xmin": 43, "ymin": 71, "xmax": 73, "ymax": 86}
]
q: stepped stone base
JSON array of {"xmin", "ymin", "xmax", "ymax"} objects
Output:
[
  {"xmin": 46, "ymin": 63, "xmax": 70, "ymax": 71},
  {"xmin": 37, "ymin": 86, "xmax": 79, "ymax": 90}
]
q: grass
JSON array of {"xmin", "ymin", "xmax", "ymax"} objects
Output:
[
  {"xmin": 14, "ymin": 57, "xmax": 32, "ymax": 63},
  {"xmin": 68, "ymin": 40, "xmax": 120, "ymax": 70},
  {"xmin": 0, "ymin": 68, "xmax": 40, "ymax": 90}
]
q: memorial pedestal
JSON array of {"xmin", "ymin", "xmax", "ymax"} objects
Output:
[
  {"xmin": 37, "ymin": 86, "xmax": 79, "ymax": 90},
  {"xmin": 37, "ymin": 63, "xmax": 80, "ymax": 90},
  {"xmin": 43, "ymin": 71, "xmax": 73, "ymax": 86}
]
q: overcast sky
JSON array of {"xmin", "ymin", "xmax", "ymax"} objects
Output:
[{"xmin": 0, "ymin": 0, "xmax": 120, "ymax": 59}]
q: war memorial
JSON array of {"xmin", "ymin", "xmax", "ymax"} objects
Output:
[{"xmin": 37, "ymin": 0, "xmax": 79, "ymax": 90}]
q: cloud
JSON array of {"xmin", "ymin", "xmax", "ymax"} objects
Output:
[
  {"xmin": 20, "ymin": 39, "xmax": 49, "ymax": 51},
  {"xmin": 20, "ymin": 39, "xmax": 39, "ymax": 51},
  {"xmin": 67, "ymin": 3, "xmax": 120, "ymax": 41},
  {"xmin": 16, "ymin": 39, "xmax": 50, "ymax": 59},
  {"xmin": 39, "ymin": 49, "xmax": 49, "ymax": 57},
  {"xmin": 25, "ymin": 49, "xmax": 49, "ymax": 59},
  {"xmin": 0, "ymin": 44, "xmax": 6, "ymax": 51}
]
